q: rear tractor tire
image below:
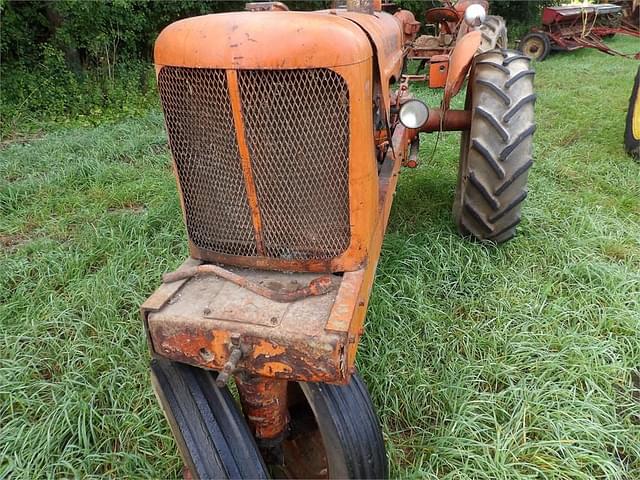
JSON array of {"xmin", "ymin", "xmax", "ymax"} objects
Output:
[
  {"xmin": 454, "ymin": 49, "xmax": 536, "ymax": 244},
  {"xmin": 478, "ymin": 15, "xmax": 508, "ymax": 53}
]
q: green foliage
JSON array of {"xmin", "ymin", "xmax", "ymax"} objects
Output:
[
  {"xmin": 0, "ymin": 0, "xmax": 212, "ymax": 138},
  {"xmin": 490, "ymin": 0, "xmax": 551, "ymax": 24},
  {"xmin": 491, "ymin": 0, "xmax": 555, "ymax": 40},
  {"xmin": 0, "ymin": 0, "xmax": 332, "ymax": 138},
  {"xmin": 0, "ymin": 52, "xmax": 157, "ymax": 139},
  {"xmin": 1, "ymin": 1, "xmax": 217, "ymax": 66},
  {"xmin": 1, "ymin": 0, "xmax": 330, "ymax": 67}
]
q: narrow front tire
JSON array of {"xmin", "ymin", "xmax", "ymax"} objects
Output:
[{"xmin": 150, "ymin": 359, "xmax": 269, "ymax": 480}]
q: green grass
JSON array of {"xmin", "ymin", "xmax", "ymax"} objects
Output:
[{"xmin": 2, "ymin": 36, "xmax": 639, "ymax": 478}]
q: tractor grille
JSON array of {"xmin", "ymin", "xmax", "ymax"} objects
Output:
[
  {"xmin": 238, "ymin": 70, "xmax": 350, "ymax": 259},
  {"xmin": 158, "ymin": 66, "xmax": 351, "ymax": 261}
]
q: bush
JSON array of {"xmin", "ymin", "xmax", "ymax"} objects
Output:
[{"xmin": 0, "ymin": 49, "xmax": 157, "ymax": 138}]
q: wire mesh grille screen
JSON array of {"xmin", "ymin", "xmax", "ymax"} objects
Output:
[
  {"xmin": 158, "ymin": 67, "xmax": 257, "ymax": 256},
  {"xmin": 238, "ymin": 69, "xmax": 351, "ymax": 260},
  {"xmin": 158, "ymin": 66, "xmax": 351, "ymax": 261}
]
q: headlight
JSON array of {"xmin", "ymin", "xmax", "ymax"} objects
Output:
[
  {"xmin": 399, "ymin": 99, "xmax": 429, "ymax": 129},
  {"xmin": 464, "ymin": 4, "xmax": 486, "ymax": 27}
]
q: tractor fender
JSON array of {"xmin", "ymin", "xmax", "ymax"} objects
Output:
[{"xmin": 443, "ymin": 30, "xmax": 482, "ymax": 109}]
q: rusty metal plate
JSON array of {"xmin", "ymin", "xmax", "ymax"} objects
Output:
[
  {"xmin": 144, "ymin": 265, "xmax": 352, "ymax": 382},
  {"xmin": 142, "ymin": 260, "xmax": 375, "ymax": 383},
  {"xmin": 161, "ymin": 267, "xmax": 341, "ymax": 331},
  {"xmin": 201, "ymin": 280, "xmax": 307, "ymax": 327}
]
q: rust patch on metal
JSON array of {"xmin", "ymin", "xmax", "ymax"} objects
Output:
[
  {"xmin": 417, "ymin": 109, "xmax": 472, "ymax": 134},
  {"xmin": 326, "ymin": 269, "xmax": 364, "ymax": 333},
  {"xmin": 149, "ymin": 323, "xmax": 346, "ymax": 383},
  {"xmin": 235, "ymin": 375, "xmax": 290, "ymax": 440}
]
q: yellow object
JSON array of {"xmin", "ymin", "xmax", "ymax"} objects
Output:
[{"xmin": 633, "ymin": 88, "xmax": 640, "ymax": 140}]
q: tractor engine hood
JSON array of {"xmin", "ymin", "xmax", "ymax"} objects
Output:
[{"xmin": 154, "ymin": 11, "xmax": 375, "ymax": 69}]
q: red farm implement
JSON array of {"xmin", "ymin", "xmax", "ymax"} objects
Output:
[{"xmin": 520, "ymin": 1, "xmax": 640, "ymax": 61}]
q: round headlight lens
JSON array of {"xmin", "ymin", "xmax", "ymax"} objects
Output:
[
  {"xmin": 399, "ymin": 99, "xmax": 429, "ymax": 129},
  {"xmin": 464, "ymin": 4, "xmax": 486, "ymax": 26}
]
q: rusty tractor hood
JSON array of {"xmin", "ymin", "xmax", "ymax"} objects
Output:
[{"xmin": 155, "ymin": 11, "xmax": 375, "ymax": 69}]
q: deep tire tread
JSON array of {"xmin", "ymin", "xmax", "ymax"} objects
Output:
[
  {"xmin": 475, "ymin": 61, "xmax": 510, "ymax": 75},
  {"xmin": 505, "ymin": 69, "xmax": 535, "ymax": 89},
  {"xmin": 476, "ymin": 79, "xmax": 511, "ymax": 106},
  {"xmin": 454, "ymin": 49, "xmax": 536, "ymax": 244},
  {"xmin": 475, "ymin": 106, "xmax": 510, "ymax": 141},
  {"xmin": 464, "ymin": 201, "xmax": 494, "ymax": 233},
  {"xmin": 472, "ymin": 138, "xmax": 505, "ymax": 179},
  {"xmin": 500, "ymin": 124, "xmax": 537, "ymax": 161},
  {"xmin": 503, "ymin": 54, "xmax": 531, "ymax": 65},
  {"xmin": 488, "ymin": 216, "xmax": 521, "ymax": 240},
  {"xmin": 468, "ymin": 170, "xmax": 500, "ymax": 210},
  {"xmin": 478, "ymin": 16, "xmax": 508, "ymax": 53},
  {"xmin": 495, "ymin": 158, "xmax": 533, "ymax": 195},
  {"xmin": 503, "ymin": 94, "xmax": 537, "ymax": 123},
  {"xmin": 488, "ymin": 190, "xmax": 527, "ymax": 223}
]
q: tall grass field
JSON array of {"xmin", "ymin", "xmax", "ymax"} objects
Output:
[{"xmin": 1, "ymin": 36, "xmax": 639, "ymax": 478}]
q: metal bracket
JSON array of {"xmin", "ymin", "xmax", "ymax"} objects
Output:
[{"xmin": 216, "ymin": 334, "xmax": 246, "ymax": 387}]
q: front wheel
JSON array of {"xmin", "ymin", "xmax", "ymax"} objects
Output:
[
  {"xmin": 454, "ymin": 49, "xmax": 536, "ymax": 244},
  {"xmin": 150, "ymin": 358, "xmax": 269, "ymax": 479},
  {"xmin": 152, "ymin": 358, "xmax": 387, "ymax": 479},
  {"xmin": 273, "ymin": 373, "xmax": 387, "ymax": 479}
]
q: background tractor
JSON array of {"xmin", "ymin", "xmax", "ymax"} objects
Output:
[
  {"xmin": 402, "ymin": 0, "xmax": 508, "ymax": 81},
  {"xmin": 141, "ymin": 0, "xmax": 536, "ymax": 478}
]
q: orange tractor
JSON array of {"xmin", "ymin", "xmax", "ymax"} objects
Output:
[
  {"xmin": 402, "ymin": 0, "xmax": 508, "ymax": 81},
  {"xmin": 142, "ymin": 0, "xmax": 536, "ymax": 477}
]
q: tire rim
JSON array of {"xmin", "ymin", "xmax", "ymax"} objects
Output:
[
  {"xmin": 272, "ymin": 383, "xmax": 329, "ymax": 479},
  {"xmin": 523, "ymin": 37, "xmax": 544, "ymax": 60}
]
